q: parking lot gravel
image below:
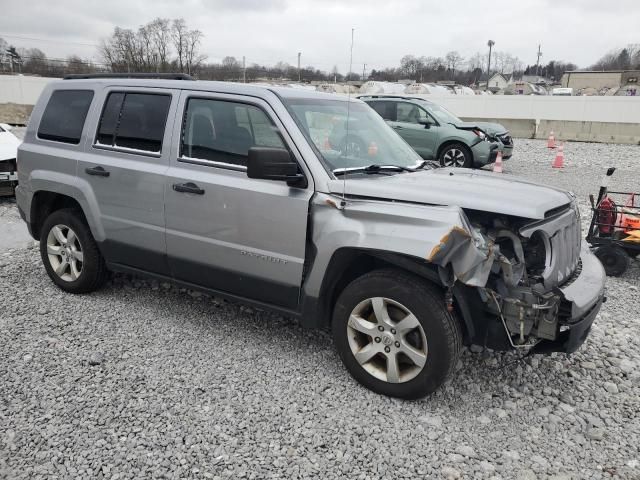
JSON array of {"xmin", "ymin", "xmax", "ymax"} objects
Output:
[{"xmin": 1, "ymin": 139, "xmax": 639, "ymax": 479}]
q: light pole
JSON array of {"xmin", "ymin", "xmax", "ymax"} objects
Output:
[{"xmin": 486, "ymin": 40, "xmax": 495, "ymax": 91}]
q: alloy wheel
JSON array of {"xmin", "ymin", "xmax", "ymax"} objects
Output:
[
  {"xmin": 46, "ymin": 224, "xmax": 84, "ymax": 282},
  {"xmin": 347, "ymin": 297, "xmax": 428, "ymax": 383},
  {"xmin": 442, "ymin": 148, "xmax": 467, "ymax": 167}
]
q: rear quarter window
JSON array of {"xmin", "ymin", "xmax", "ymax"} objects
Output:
[
  {"xmin": 37, "ymin": 90, "xmax": 94, "ymax": 144},
  {"xmin": 96, "ymin": 92, "xmax": 171, "ymax": 154}
]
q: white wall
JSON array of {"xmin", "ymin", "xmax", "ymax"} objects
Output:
[
  {"xmin": 419, "ymin": 94, "xmax": 640, "ymax": 124},
  {"xmin": 2, "ymin": 75, "xmax": 640, "ymax": 124},
  {"xmin": 0, "ymin": 75, "xmax": 56, "ymax": 104}
]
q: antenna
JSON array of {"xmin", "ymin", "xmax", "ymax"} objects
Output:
[{"xmin": 342, "ymin": 27, "xmax": 355, "ymax": 206}]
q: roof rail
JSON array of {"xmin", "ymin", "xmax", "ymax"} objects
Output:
[
  {"xmin": 63, "ymin": 73, "xmax": 195, "ymax": 80},
  {"xmin": 357, "ymin": 94, "xmax": 428, "ymax": 101}
]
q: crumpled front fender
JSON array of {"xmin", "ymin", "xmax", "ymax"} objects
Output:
[
  {"xmin": 427, "ymin": 225, "xmax": 497, "ymax": 287},
  {"xmin": 304, "ymin": 193, "xmax": 498, "ymax": 298}
]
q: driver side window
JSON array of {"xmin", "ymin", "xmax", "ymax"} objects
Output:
[{"xmin": 396, "ymin": 102, "xmax": 430, "ymax": 125}]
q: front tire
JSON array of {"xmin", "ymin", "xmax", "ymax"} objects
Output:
[
  {"xmin": 332, "ymin": 269, "xmax": 462, "ymax": 399},
  {"xmin": 39, "ymin": 209, "xmax": 108, "ymax": 293},
  {"xmin": 439, "ymin": 143, "xmax": 472, "ymax": 168}
]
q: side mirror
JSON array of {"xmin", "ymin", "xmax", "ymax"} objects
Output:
[
  {"xmin": 417, "ymin": 118, "xmax": 432, "ymax": 129},
  {"xmin": 247, "ymin": 147, "xmax": 307, "ymax": 188}
]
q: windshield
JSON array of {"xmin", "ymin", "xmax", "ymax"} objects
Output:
[
  {"xmin": 283, "ymin": 98, "xmax": 423, "ymax": 172},
  {"xmin": 422, "ymin": 102, "xmax": 462, "ymax": 125}
]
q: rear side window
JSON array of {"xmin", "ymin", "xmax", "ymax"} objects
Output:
[
  {"xmin": 181, "ymin": 98, "xmax": 285, "ymax": 167},
  {"xmin": 96, "ymin": 92, "xmax": 171, "ymax": 153},
  {"xmin": 367, "ymin": 101, "xmax": 396, "ymax": 121},
  {"xmin": 38, "ymin": 90, "xmax": 94, "ymax": 144}
]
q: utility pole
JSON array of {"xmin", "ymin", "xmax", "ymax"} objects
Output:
[
  {"xmin": 535, "ymin": 44, "xmax": 543, "ymax": 78},
  {"xmin": 486, "ymin": 40, "xmax": 495, "ymax": 91},
  {"xmin": 242, "ymin": 56, "xmax": 246, "ymax": 83},
  {"xmin": 297, "ymin": 52, "xmax": 301, "ymax": 82},
  {"xmin": 362, "ymin": 63, "xmax": 366, "ymax": 81}
]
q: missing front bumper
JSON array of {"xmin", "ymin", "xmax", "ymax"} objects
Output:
[{"xmin": 533, "ymin": 246, "xmax": 606, "ymax": 353}]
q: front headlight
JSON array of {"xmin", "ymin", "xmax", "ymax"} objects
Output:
[
  {"xmin": 472, "ymin": 129, "xmax": 487, "ymax": 140},
  {"xmin": 523, "ymin": 230, "xmax": 551, "ymax": 278}
]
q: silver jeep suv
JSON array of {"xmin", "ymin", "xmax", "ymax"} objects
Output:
[{"xmin": 16, "ymin": 74, "xmax": 606, "ymax": 399}]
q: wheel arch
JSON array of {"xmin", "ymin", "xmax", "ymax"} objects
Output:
[
  {"xmin": 436, "ymin": 139, "xmax": 473, "ymax": 161},
  {"xmin": 27, "ymin": 174, "xmax": 104, "ymax": 242},
  {"xmin": 301, "ymin": 247, "xmax": 476, "ymax": 344},
  {"xmin": 30, "ymin": 190, "xmax": 97, "ymax": 241}
]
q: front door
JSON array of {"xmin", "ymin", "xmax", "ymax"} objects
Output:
[
  {"xmin": 389, "ymin": 102, "xmax": 439, "ymax": 159},
  {"xmin": 164, "ymin": 92, "xmax": 313, "ymax": 310},
  {"xmin": 79, "ymin": 87, "xmax": 178, "ymax": 275}
]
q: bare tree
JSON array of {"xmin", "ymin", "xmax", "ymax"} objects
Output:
[
  {"xmin": 171, "ymin": 18, "xmax": 188, "ymax": 72},
  {"xmin": 492, "ymin": 51, "xmax": 506, "ymax": 74},
  {"xmin": 185, "ymin": 29, "xmax": 205, "ymax": 75},
  {"xmin": 148, "ymin": 18, "xmax": 171, "ymax": 70},
  {"xmin": 0, "ymin": 37, "xmax": 8, "ymax": 72},
  {"xmin": 445, "ymin": 51, "xmax": 464, "ymax": 79},
  {"xmin": 400, "ymin": 55, "xmax": 421, "ymax": 79},
  {"xmin": 21, "ymin": 48, "xmax": 48, "ymax": 76}
]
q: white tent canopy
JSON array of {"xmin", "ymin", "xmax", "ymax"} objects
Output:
[{"xmin": 359, "ymin": 81, "xmax": 407, "ymax": 94}]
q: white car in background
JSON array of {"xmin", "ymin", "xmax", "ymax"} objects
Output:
[{"xmin": 0, "ymin": 123, "xmax": 20, "ymax": 197}]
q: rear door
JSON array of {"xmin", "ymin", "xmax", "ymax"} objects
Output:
[
  {"xmin": 79, "ymin": 87, "xmax": 178, "ymax": 275},
  {"xmin": 164, "ymin": 92, "xmax": 313, "ymax": 309}
]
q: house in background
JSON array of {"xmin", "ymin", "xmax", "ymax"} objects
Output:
[{"xmin": 487, "ymin": 73, "xmax": 509, "ymax": 93}]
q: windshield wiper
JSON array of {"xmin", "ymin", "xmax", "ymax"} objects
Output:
[
  {"xmin": 414, "ymin": 160, "xmax": 439, "ymax": 170},
  {"xmin": 333, "ymin": 164, "xmax": 415, "ymax": 176}
]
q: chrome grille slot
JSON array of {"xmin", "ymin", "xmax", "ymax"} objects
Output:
[{"xmin": 521, "ymin": 204, "xmax": 582, "ymax": 290}]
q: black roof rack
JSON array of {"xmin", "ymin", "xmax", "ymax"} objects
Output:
[
  {"xmin": 358, "ymin": 94, "xmax": 429, "ymax": 101},
  {"xmin": 63, "ymin": 73, "xmax": 194, "ymax": 80}
]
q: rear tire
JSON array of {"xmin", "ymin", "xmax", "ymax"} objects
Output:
[
  {"xmin": 594, "ymin": 245, "xmax": 630, "ymax": 277},
  {"xmin": 332, "ymin": 269, "xmax": 462, "ymax": 399},
  {"xmin": 39, "ymin": 209, "xmax": 108, "ymax": 293},
  {"xmin": 439, "ymin": 142, "xmax": 472, "ymax": 168}
]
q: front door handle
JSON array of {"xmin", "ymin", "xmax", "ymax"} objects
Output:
[
  {"xmin": 173, "ymin": 182, "xmax": 205, "ymax": 195},
  {"xmin": 85, "ymin": 166, "xmax": 110, "ymax": 177}
]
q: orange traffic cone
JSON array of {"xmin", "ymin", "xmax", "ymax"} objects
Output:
[
  {"xmin": 493, "ymin": 150, "xmax": 503, "ymax": 173},
  {"xmin": 322, "ymin": 137, "xmax": 332, "ymax": 150},
  {"xmin": 368, "ymin": 141, "xmax": 378, "ymax": 156},
  {"xmin": 547, "ymin": 131, "xmax": 556, "ymax": 149},
  {"xmin": 552, "ymin": 143, "xmax": 564, "ymax": 168}
]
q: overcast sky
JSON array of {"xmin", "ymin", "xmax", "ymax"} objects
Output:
[{"xmin": 1, "ymin": 0, "xmax": 639, "ymax": 72}]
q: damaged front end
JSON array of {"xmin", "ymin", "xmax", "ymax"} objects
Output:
[{"xmin": 428, "ymin": 203, "xmax": 606, "ymax": 353}]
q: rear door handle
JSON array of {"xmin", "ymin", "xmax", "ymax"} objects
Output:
[
  {"xmin": 173, "ymin": 182, "xmax": 205, "ymax": 195},
  {"xmin": 85, "ymin": 166, "xmax": 110, "ymax": 177}
]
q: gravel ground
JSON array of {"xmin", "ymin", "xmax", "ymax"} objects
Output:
[{"xmin": 1, "ymin": 139, "xmax": 640, "ymax": 479}]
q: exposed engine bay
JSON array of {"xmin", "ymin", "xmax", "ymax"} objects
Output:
[{"xmin": 429, "ymin": 203, "xmax": 583, "ymax": 348}]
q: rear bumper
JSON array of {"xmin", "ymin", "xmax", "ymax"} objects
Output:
[
  {"xmin": 534, "ymin": 247, "xmax": 606, "ymax": 353},
  {"xmin": 15, "ymin": 184, "xmax": 36, "ymax": 237}
]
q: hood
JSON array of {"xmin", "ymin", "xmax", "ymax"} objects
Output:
[
  {"xmin": 0, "ymin": 131, "xmax": 20, "ymax": 162},
  {"xmin": 456, "ymin": 121, "xmax": 508, "ymax": 136},
  {"xmin": 327, "ymin": 168, "xmax": 572, "ymax": 220}
]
